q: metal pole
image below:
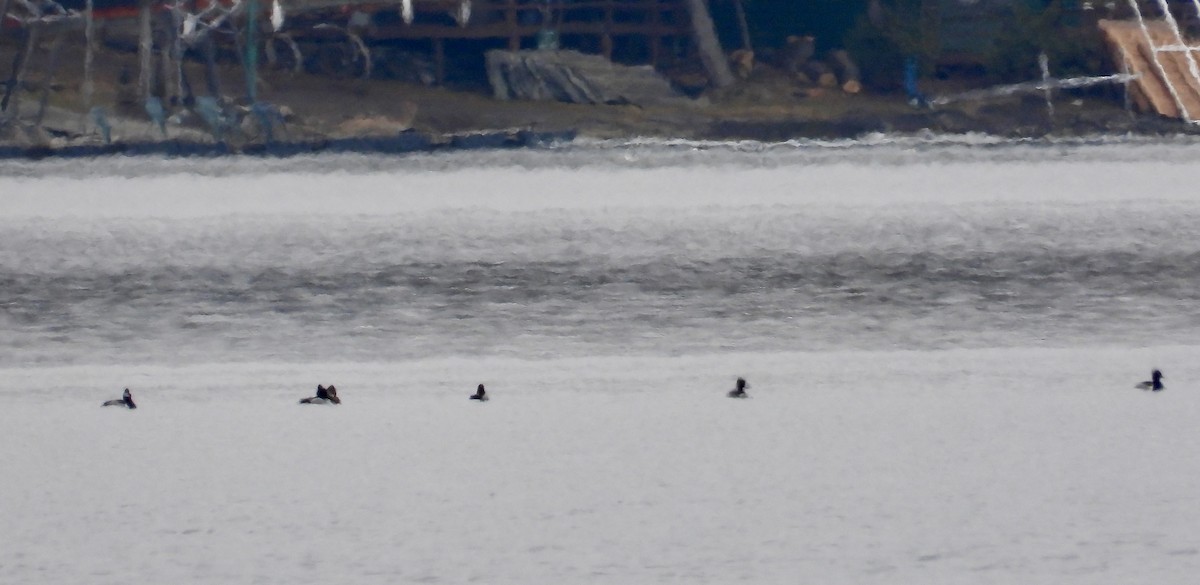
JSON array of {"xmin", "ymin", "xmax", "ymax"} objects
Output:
[{"xmin": 1038, "ymin": 52, "xmax": 1054, "ymax": 119}]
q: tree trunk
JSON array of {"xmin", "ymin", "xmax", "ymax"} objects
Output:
[
  {"xmin": 83, "ymin": 0, "xmax": 95, "ymax": 114},
  {"xmin": 35, "ymin": 31, "xmax": 66, "ymax": 128},
  {"xmin": 159, "ymin": 34, "xmax": 174, "ymax": 105},
  {"xmin": 202, "ymin": 36, "xmax": 221, "ymax": 97},
  {"xmin": 683, "ymin": 0, "xmax": 734, "ymax": 88},
  {"xmin": 245, "ymin": 0, "xmax": 259, "ymax": 102},
  {"xmin": 137, "ymin": 0, "xmax": 154, "ymax": 103},
  {"xmin": 0, "ymin": 0, "xmax": 13, "ymax": 43},
  {"xmin": 1, "ymin": 23, "xmax": 38, "ymax": 118}
]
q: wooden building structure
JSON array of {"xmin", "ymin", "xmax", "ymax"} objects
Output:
[
  {"xmin": 279, "ymin": 0, "xmax": 699, "ymax": 83},
  {"xmin": 1097, "ymin": 1, "xmax": 1200, "ymax": 122}
]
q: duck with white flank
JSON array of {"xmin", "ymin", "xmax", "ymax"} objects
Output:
[
  {"xmin": 470, "ymin": 384, "xmax": 489, "ymax": 401},
  {"xmin": 102, "ymin": 388, "xmax": 137, "ymax": 409},
  {"xmin": 727, "ymin": 377, "xmax": 749, "ymax": 398},
  {"xmin": 299, "ymin": 384, "xmax": 342, "ymax": 404},
  {"xmin": 1136, "ymin": 370, "xmax": 1165, "ymax": 392}
]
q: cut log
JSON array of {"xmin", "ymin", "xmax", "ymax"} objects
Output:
[
  {"xmin": 830, "ymin": 49, "xmax": 862, "ymax": 94},
  {"xmin": 730, "ymin": 48, "xmax": 754, "ymax": 79}
]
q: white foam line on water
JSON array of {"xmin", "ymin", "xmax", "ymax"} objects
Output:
[{"xmin": 2, "ymin": 159, "xmax": 1198, "ymax": 219}]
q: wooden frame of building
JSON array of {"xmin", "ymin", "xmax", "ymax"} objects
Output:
[{"xmin": 280, "ymin": 0, "xmax": 699, "ymax": 83}]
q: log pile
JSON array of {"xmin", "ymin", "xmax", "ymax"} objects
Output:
[
  {"xmin": 485, "ymin": 49, "xmax": 688, "ymax": 107},
  {"xmin": 750, "ymin": 35, "xmax": 863, "ymax": 95}
]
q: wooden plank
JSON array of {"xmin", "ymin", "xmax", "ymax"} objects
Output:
[
  {"xmin": 1144, "ymin": 22, "xmax": 1200, "ymax": 119},
  {"xmin": 278, "ymin": 0, "xmax": 696, "ymax": 86},
  {"xmin": 283, "ymin": 0, "xmax": 684, "ymax": 18},
  {"xmin": 1098, "ymin": 19, "xmax": 1179, "ymax": 117},
  {"xmin": 1135, "ymin": 30, "xmax": 1182, "ymax": 117},
  {"xmin": 295, "ymin": 21, "xmax": 689, "ymax": 41}
]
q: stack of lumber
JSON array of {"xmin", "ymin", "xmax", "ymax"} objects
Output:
[
  {"xmin": 485, "ymin": 49, "xmax": 688, "ymax": 107},
  {"xmin": 1098, "ymin": 18, "xmax": 1200, "ymax": 120}
]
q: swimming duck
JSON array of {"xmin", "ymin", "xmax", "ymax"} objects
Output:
[
  {"xmin": 299, "ymin": 384, "xmax": 341, "ymax": 404},
  {"xmin": 470, "ymin": 384, "xmax": 489, "ymax": 401},
  {"xmin": 101, "ymin": 388, "xmax": 137, "ymax": 409},
  {"xmin": 1136, "ymin": 370, "xmax": 1164, "ymax": 392},
  {"xmin": 727, "ymin": 377, "xmax": 749, "ymax": 398}
]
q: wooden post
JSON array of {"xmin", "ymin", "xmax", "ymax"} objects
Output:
[
  {"xmin": 682, "ymin": 0, "xmax": 733, "ymax": 87},
  {"xmin": 506, "ymin": 0, "xmax": 519, "ymax": 51}
]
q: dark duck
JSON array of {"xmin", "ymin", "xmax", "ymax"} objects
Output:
[
  {"xmin": 1136, "ymin": 370, "xmax": 1164, "ymax": 392},
  {"xmin": 470, "ymin": 384, "xmax": 489, "ymax": 401},
  {"xmin": 299, "ymin": 384, "xmax": 342, "ymax": 404},
  {"xmin": 727, "ymin": 377, "xmax": 749, "ymax": 398},
  {"xmin": 102, "ymin": 388, "xmax": 137, "ymax": 409}
]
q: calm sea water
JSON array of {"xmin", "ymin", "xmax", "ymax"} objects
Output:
[
  {"xmin": 3, "ymin": 136, "xmax": 1200, "ymax": 367},
  {"xmin": 4, "ymin": 138, "xmax": 1200, "ymax": 585}
]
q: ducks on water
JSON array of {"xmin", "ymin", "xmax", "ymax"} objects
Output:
[
  {"xmin": 470, "ymin": 384, "xmax": 489, "ymax": 401},
  {"xmin": 300, "ymin": 384, "xmax": 342, "ymax": 404},
  {"xmin": 1136, "ymin": 369, "xmax": 1164, "ymax": 392},
  {"xmin": 727, "ymin": 377, "xmax": 749, "ymax": 398},
  {"xmin": 101, "ymin": 371, "xmax": 1173, "ymax": 409},
  {"xmin": 102, "ymin": 388, "xmax": 137, "ymax": 409}
]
